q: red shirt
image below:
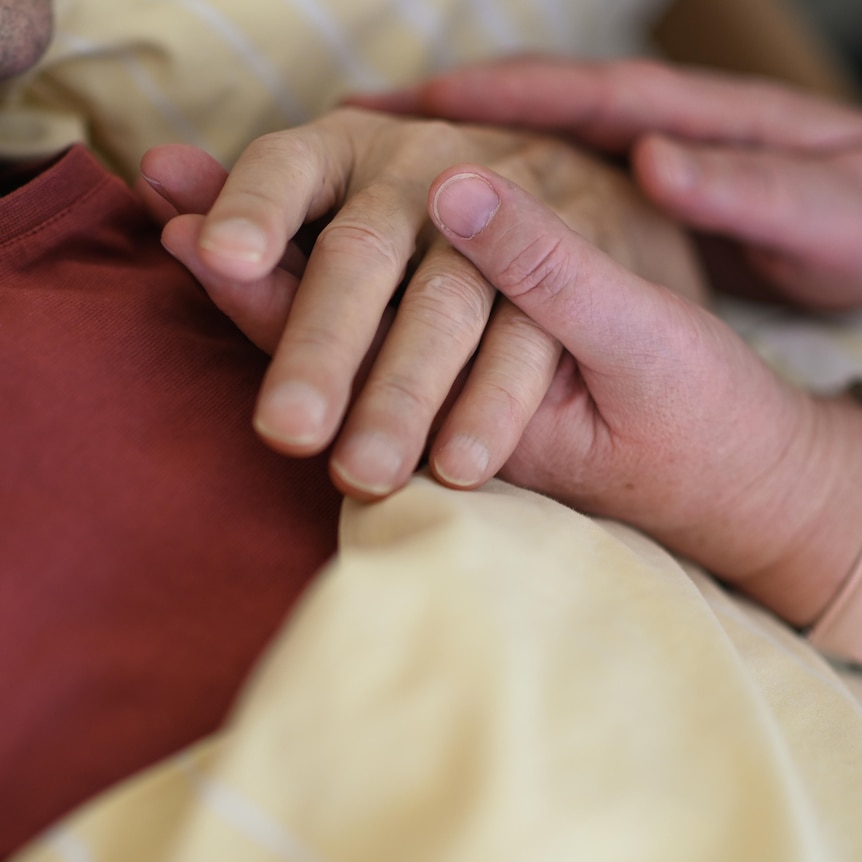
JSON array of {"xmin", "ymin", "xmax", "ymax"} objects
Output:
[{"xmin": 0, "ymin": 146, "xmax": 341, "ymax": 855}]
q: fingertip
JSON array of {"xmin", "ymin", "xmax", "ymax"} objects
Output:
[
  {"xmin": 254, "ymin": 380, "xmax": 331, "ymax": 452},
  {"xmin": 160, "ymin": 211, "xmax": 202, "ymax": 251},
  {"xmin": 140, "ymin": 144, "xmax": 230, "ymax": 218},
  {"xmin": 138, "ymin": 145, "xmax": 166, "ymax": 181},
  {"xmin": 136, "ymin": 173, "xmax": 178, "ymax": 225},
  {"xmin": 431, "ymin": 433, "xmax": 492, "ymax": 489},
  {"xmin": 633, "ymin": 135, "xmax": 700, "ymax": 203},
  {"xmin": 140, "ymin": 143, "xmax": 221, "ymax": 186},
  {"xmin": 329, "ymin": 431, "xmax": 407, "ymax": 499},
  {"xmin": 198, "ymin": 217, "xmax": 271, "ymax": 280}
]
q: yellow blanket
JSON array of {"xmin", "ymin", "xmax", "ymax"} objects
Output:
[{"xmin": 15, "ymin": 476, "xmax": 862, "ymax": 862}]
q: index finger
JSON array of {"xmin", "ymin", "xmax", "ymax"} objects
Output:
[
  {"xmin": 195, "ymin": 123, "xmax": 353, "ymax": 282},
  {"xmin": 359, "ymin": 57, "xmax": 862, "ymax": 154}
]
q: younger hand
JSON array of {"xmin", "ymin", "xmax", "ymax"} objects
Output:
[{"xmin": 424, "ymin": 163, "xmax": 862, "ymax": 626}]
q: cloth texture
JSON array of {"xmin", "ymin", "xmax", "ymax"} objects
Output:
[
  {"xmin": 0, "ymin": 145, "xmax": 341, "ymax": 856},
  {"xmin": 12, "ymin": 475, "xmax": 862, "ymax": 862},
  {"xmin": 2, "ymin": 3, "xmax": 862, "ymax": 856},
  {"xmin": 0, "ymin": 0, "xmax": 668, "ymax": 180}
]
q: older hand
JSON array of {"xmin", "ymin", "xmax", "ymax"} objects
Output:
[
  {"xmin": 425, "ymin": 163, "xmax": 862, "ymax": 626},
  {"xmin": 141, "ymin": 107, "xmax": 705, "ymax": 498},
  {"xmin": 354, "ymin": 58, "xmax": 862, "ymax": 310}
]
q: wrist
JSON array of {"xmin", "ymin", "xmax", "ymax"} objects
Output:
[{"xmin": 732, "ymin": 391, "xmax": 862, "ymax": 626}]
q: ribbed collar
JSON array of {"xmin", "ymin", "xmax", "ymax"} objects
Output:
[{"xmin": 0, "ymin": 144, "xmax": 119, "ymax": 250}]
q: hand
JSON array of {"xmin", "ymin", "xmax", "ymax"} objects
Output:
[
  {"xmin": 140, "ymin": 107, "xmax": 705, "ymax": 499},
  {"xmin": 424, "ymin": 163, "xmax": 862, "ymax": 626},
  {"xmin": 353, "ymin": 58, "xmax": 862, "ymax": 310}
]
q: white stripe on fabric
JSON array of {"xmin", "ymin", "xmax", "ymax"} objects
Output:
[
  {"xmin": 277, "ymin": 0, "xmax": 387, "ymax": 91},
  {"xmin": 180, "ymin": 759, "xmax": 328, "ymax": 862},
  {"xmin": 390, "ymin": 0, "xmax": 455, "ymax": 73},
  {"xmin": 174, "ymin": 0, "xmax": 309, "ymax": 124},
  {"xmin": 42, "ymin": 827, "xmax": 95, "ymax": 862},
  {"xmin": 50, "ymin": 33, "xmax": 208, "ymax": 148}
]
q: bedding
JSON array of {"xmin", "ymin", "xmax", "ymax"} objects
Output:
[
  {"xmin": 12, "ymin": 475, "xmax": 862, "ymax": 862},
  {"xmin": 3, "ymin": 1, "xmax": 862, "ymax": 857}
]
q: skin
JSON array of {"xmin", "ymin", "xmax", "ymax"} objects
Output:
[
  {"xmin": 353, "ymin": 57, "xmax": 862, "ymax": 309},
  {"xmin": 146, "ymin": 61, "xmax": 862, "ymax": 627},
  {"xmin": 349, "ymin": 57, "xmax": 862, "ymax": 624},
  {"xmin": 0, "ymin": 0, "xmax": 52, "ymax": 79},
  {"xmin": 142, "ymin": 109, "xmax": 705, "ymax": 500},
  {"xmin": 5, "ymin": 3, "xmax": 855, "ymax": 626},
  {"xmin": 424, "ymin": 164, "xmax": 862, "ymax": 628}
]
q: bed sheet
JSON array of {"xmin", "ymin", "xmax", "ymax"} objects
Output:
[{"xmin": 12, "ymin": 475, "xmax": 862, "ymax": 862}]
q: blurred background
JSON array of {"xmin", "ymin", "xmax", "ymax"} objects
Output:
[{"xmin": 795, "ymin": 0, "xmax": 862, "ymax": 84}]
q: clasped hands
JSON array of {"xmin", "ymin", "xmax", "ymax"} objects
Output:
[{"xmin": 141, "ymin": 59, "xmax": 862, "ymax": 627}]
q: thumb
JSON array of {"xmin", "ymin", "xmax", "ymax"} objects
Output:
[
  {"xmin": 161, "ymin": 214, "xmax": 301, "ymax": 355},
  {"xmin": 427, "ymin": 166, "xmax": 695, "ymax": 389}
]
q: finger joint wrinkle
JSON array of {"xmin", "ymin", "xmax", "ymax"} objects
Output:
[{"xmin": 498, "ymin": 235, "xmax": 575, "ymax": 303}]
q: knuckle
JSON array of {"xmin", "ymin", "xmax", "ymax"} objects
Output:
[
  {"xmin": 400, "ymin": 119, "xmax": 464, "ymax": 161},
  {"xmin": 404, "ymin": 266, "xmax": 494, "ymax": 343},
  {"xmin": 287, "ymin": 324, "xmax": 356, "ymax": 368},
  {"xmin": 479, "ymin": 377, "xmax": 533, "ymax": 430},
  {"xmin": 219, "ymin": 186, "xmax": 285, "ymax": 223},
  {"xmin": 497, "ymin": 234, "xmax": 576, "ymax": 302},
  {"xmin": 492, "ymin": 137, "xmax": 578, "ymax": 199},
  {"xmin": 230, "ymin": 131, "xmax": 326, "ymax": 205},
  {"xmin": 497, "ymin": 306, "xmax": 556, "ymax": 356},
  {"xmin": 314, "ymin": 218, "xmax": 407, "ymax": 279},
  {"xmin": 483, "ymin": 314, "xmax": 559, "ymax": 423},
  {"xmin": 378, "ymin": 119, "xmax": 486, "ymax": 181},
  {"xmin": 363, "ymin": 371, "xmax": 438, "ymax": 420},
  {"xmin": 245, "ymin": 131, "xmax": 316, "ymax": 176}
]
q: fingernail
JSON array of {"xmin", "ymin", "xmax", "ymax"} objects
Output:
[
  {"xmin": 331, "ymin": 432, "xmax": 404, "ymax": 497},
  {"xmin": 653, "ymin": 139, "xmax": 699, "ymax": 192},
  {"xmin": 432, "ymin": 173, "xmax": 500, "ymax": 239},
  {"xmin": 433, "ymin": 434, "xmax": 491, "ymax": 488},
  {"xmin": 254, "ymin": 381, "xmax": 328, "ymax": 446},
  {"xmin": 200, "ymin": 218, "xmax": 267, "ymax": 263},
  {"xmin": 140, "ymin": 172, "xmax": 163, "ymax": 191}
]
